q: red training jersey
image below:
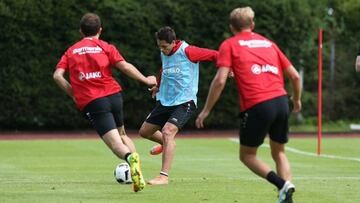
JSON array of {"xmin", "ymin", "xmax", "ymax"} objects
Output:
[
  {"xmin": 56, "ymin": 37, "xmax": 124, "ymax": 110},
  {"xmin": 217, "ymin": 31, "xmax": 292, "ymax": 111}
]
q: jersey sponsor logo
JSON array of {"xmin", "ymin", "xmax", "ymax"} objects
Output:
[
  {"xmin": 251, "ymin": 64, "xmax": 279, "ymax": 75},
  {"xmin": 73, "ymin": 46, "xmax": 103, "ymax": 55},
  {"xmin": 238, "ymin": 40, "xmax": 272, "ymax": 48},
  {"xmin": 78, "ymin": 71, "xmax": 102, "ymax": 81},
  {"xmin": 163, "ymin": 67, "xmax": 181, "ymax": 74}
]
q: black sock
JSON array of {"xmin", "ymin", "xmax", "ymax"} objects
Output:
[
  {"xmin": 266, "ymin": 171, "xmax": 285, "ymax": 190},
  {"xmin": 124, "ymin": 152, "xmax": 131, "ymax": 164}
]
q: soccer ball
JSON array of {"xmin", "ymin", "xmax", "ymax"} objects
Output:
[{"xmin": 114, "ymin": 162, "xmax": 132, "ymax": 184}]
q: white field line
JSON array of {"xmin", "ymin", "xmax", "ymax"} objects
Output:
[
  {"xmin": 229, "ymin": 138, "xmax": 360, "ymax": 163},
  {"xmin": 169, "ymin": 176, "xmax": 360, "ymax": 181}
]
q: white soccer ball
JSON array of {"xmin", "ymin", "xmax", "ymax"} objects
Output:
[{"xmin": 114, "ymin": 162, "xmax": 132, "ymax": 184}]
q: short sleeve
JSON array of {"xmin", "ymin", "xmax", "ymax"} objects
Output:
[
  {"xmin": 273, "ymin": 44, "xmax": 292, "ymax": 70},
  {"xmin": 216, "ymin": 40, "xmax": 232, "ymax": 68},
  {"xmin": 108, "ymin": 44, "xmax": 125, "ymax": 65},
  {"xmin": 56, "ymin": 52, "xmax": 69, "ymax": 70}
]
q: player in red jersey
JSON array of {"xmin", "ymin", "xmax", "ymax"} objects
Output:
[
  {"xmin": 195, "ymin": 7, "xmax": 301, "ymax": 203},
  {"xmin": 53, "ymin": 13, "xmax": 157, "ymax": 192}
]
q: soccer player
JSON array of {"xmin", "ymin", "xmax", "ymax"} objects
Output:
[
  {"xmin": 356, "ymin": 46, "xmax": 360, "ymax": 72},
  {"xmin": 139, "ymin": 26, "xmax": 218, "ymax": 185},
  {"xmin": 195, "ymin": 7, "xmax": 301, "ymax": 203},
  {"xmin": 53, "ymin": 13, "xmax": 157, "ymax": 192}
]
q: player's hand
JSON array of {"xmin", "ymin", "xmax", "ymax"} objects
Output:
[
  {"xmin": 148, "ymin": 86, "xmax": 159, "ymax": 99},
  {"xmin": 146, "ymin": 76, "xmax": 157, "ymax": 87},
  {"xmin": 291, "ymin": 98, "xmax": 301, "ymax": 113},
  {"xmin": 195, "ymin": 110, "xmax": 209, "ymax": 129}
]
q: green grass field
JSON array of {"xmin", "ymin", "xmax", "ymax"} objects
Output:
[{"xmin": 0, "ymin": 136, "xmax": 359, "ymax": 203}]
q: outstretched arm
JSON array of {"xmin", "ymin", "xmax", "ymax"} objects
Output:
[
  {"xmin": 53, "ymin": 68, "xmax": 74, "ymax": 100},
  {"xmin": 115, "ymin": 61, "xmax": 157, "ymax": 87},
  {"xmin": 185, "ymin": 46, "xmax": 218, "ymax": 63},
  {"xmin": 196, "ymin": 67, "xmax": 231, "ymax": 128},
  {"xmin": 284, "ymin": 65, "xmax": 302, "ymax": 112}
]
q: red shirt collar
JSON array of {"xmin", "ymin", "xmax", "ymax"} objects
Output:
[{"xmin": 168, "ymin": 40, "xmax": 182, "ymax": 56}]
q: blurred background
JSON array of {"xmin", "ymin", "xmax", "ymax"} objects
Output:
[{"xmin": 0, "ymin": 0, "xmax": 359, "ymax": 132}]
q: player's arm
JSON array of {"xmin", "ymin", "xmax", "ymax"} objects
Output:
[
  {"xmin": 53, "ymin": 68, "xmax": 74, "ymax": 99},
  {"xmin": 284, "ymin": 65, "xmax": 302, "ymax": 112},
  {"xmin": 196, "ymin": 67, "xmax": 231, "ymax": 128},
  {"xmin": 355, "ymin": 55, "xmax": 360, "ymax": 72},
  {"xmin": 185, "ymin": 46, "xmax": 218, "ymax": 62},
  {"xmin": 148, "ymin": 68, "xmax": 162, "ymax": 99},
  {"xmin": 114, "ymin": 61, "xmax": 157, "ymax": 87},
  {"xmin": 275, "ymin": 44, "xmax": 302, "ymax": 112}
]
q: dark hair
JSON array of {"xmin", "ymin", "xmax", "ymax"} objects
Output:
[
  {"xmin": 155, "ymin": 26, "xmax": 176, "ymax": 43},
  {"xmin": 80, "ymin": 13, "xmax": 101, "ymax": 37}
]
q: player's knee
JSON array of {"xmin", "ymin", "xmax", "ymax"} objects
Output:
[
  {"xmin": 139, "ymin": 127, "xmax": 151, "ymax": 139},
  {"xmin": 117, "ymin": 126, "xmax": 126, "ymax": 136},
  {"xmin": 239, "ymin": 153, "xmax": 254, "ymax": 165},
  {"xmin": 161, "ymin": 127, "xmax": 176, "ymax": 143}
]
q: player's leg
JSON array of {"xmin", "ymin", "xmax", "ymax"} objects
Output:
[
  {"xmin": 84, "ymin": 94, "xmax": 145, "ymax": 192},
  {"xmin": 95, "ymin": 118, "xmax": 146, "ymax": 192},
  {"xmin": 239, "ymin": 97, "xmax": 289, "ymax": 192},
  {"xmin": 83, "ymin": 95, "xmax": 130, "ymax": 158},
  {"xmin": 239, "ymin": 145, "xmax": 272, "ymax": 178},
  {"xmin": 139, "ymin": 102, "xmax": 168, "ymax": 155},
  {"xmin": 101, "ymin": 129, "xmax": 131, "ymax": 159},
  {"xmin": 268, "ymin": 95, "xmax": 292, "ymax": 180},
  {"xmin": 269, "ymin": 140, "xmax": 292, "ymax": 180},
  {"xmin": 148, "ymin": 101, "xmax": 196, "ymax": 185},
  {"xmin": 140, "ymin": 122, "xmax": 164, "ymax": 155},
  {"xmin": 268, "ymin": 96, "xmax": 295, "ymax": 202},
  {"xmin": 160, "ymin": 123, "xmax": 178, "ymax": 173},
  {"xmin": 117, "ymin": 126, "xmax": 136, "ymax": 153},
  {"xmin": 238, "ymin": 102, "xmax": 273, "ymax": 178},
  {"xmin": 269, "ymin": 140, "xmax": 294, "ymax": 203},
  {"xmin": 108, "ymin": 93, "xmax": 137, "ymax": 153},
  {"xmin": 104, "ymin": 128, "xmax": 145, "ymax": 192},
  {"xmin": 147, "ymin": 122, "xmax": 177, "ymax": 185},
  {"xmin": 109, "ymin": 92, "xmax": 146, "ymax": 192},
  {"xmin": 139, "ymin": 122, "xmax": 162, "ymax": 143}
]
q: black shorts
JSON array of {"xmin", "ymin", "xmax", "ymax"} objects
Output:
[
  {"xmin": 83, "ymin": 93, "xmax": 124, "ymax": 136},
  {"xmin": 239, "ymin": 95, "xmax": 289, "ymax": 147},
  {"xmin": 145, "ymin": 101, "xmax": 197, "ymax": 129}
]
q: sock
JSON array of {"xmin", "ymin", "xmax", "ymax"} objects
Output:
[
  {"xmin": 266, "ymin": 171, "xmax": 285, "ymax": 190},
  {"xmin": 160, "ymin": 171, "xmax": 169, "ymax": 177},
  {"xmin": 124, "ymin": 152, "xmax": 132, "ymax": 164}
]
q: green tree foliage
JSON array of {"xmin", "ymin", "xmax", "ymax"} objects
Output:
[{"xmin": 0, "ymin": 0, "xmax": 358, "ymax": 130}]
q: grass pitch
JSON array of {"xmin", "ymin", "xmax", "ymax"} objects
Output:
[{"xmin": 0, "ymin": 136, "xmax": 359, "ymax": 203}]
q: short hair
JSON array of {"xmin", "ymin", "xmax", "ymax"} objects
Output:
[
  {"xmin": 80, "ymin": 13, "xmax": 101, "ymax": 37},
  {"xmin": 229, "ymin": 7, "xmax": 255, "ymax": 32},
  {"xmin": 155, "ymin": 26, "xmax": 176, "ymax": 43}
]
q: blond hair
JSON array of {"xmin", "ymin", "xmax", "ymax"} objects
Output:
[{"xmin": 230, "ymin": 7, "xmax": 255, "ymax": 31}]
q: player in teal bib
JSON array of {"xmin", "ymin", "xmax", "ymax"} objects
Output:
[
  {"xmin": 157, "ymin": 41, "xmax": 199, "ymax": 106},
  {"xmin": 139, "ymin": 26, "xmax": 218, "ymax": 185}
]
